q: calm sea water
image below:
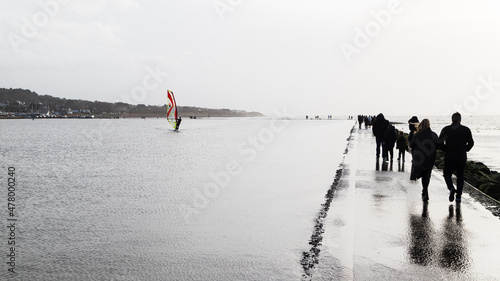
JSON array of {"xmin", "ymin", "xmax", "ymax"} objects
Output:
[
  {"xmin": 1, "ymin": 115, "xmax": 498, "ymax": 280},
  {"xmin": 0, "ymin": 118, "xmax": 354, "ymax": 280}
]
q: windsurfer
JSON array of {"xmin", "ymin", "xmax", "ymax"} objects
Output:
[{"xmin": 175, "ymin": 116, "xmax": 182, "ymax": 130}]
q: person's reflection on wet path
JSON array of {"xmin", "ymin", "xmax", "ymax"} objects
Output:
[
  {"xmin": 398, "ymin": 161, "xmax": 405, "ymax": 172},
  {"xmin": 382, "ymin": 161, "xmax": 388, "ymax": 171},
  {"xmin": 376, "ymin": 159, "xmax": 393, "ymax": 171},
  {"xmin": 408, "ymin": 201, "xmax": 434, "ymax": 265},
  {"xmin": 439, "ymin": 204, "xmax": 470, "ymax": 272}
]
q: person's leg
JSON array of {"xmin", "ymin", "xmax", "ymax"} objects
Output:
[
  {"xmin": 455, "ymin": 158, "xmax": 466, "ymax": 201},
  {"xmin": 382, "ymin": 142, "xmax": 387, "ymax": 160},
  {"xmin": 444, "ymin": 155, "xmax": 459, "ymax": 202},
  {"xmin": 443, "ymin": 158, "xmax": 455, "ymax": 191},
  {"xmin": 421, "ymin": 169, "xmax": 431, "ymax": 200},
  {"xmin": 376, "ymin": 137, "xmax": 382, "ymax": 158}
]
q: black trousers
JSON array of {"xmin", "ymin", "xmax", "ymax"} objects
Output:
[
  {"xmin": 443, "ymin": 152, "xmax": 467, "ymax": 196},
  {"xmin": 421, "ymin": 169, "xmax": 432, "ymax": 196},
  {"xmin": 398, "ymin": 149, "xmax": 405, "ymax": 161},
  {"xmin": 376, "ymin": 136, "xmax": 387, "ymax": 158}
]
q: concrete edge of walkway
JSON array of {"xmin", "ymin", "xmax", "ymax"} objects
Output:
[
  {"xmin": 462, "ymin": 175, "xmax": 500, "ymax": 217},
  {"xmin": 300, "ymin": 125, "xmax": 355, "ymax": 281},
  {"xmin": 429, "ymin": 167, "xmax": 500, "ymax": 218}
]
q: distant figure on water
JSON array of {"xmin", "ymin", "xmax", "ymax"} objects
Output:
[
  {"xmin": 372, "ymin": 113, "xmax": 389, "ymax": 159},
  {"xmin": 396, "ymin": 131, "xmax": 408, "ymax": 162},
  {"xmin": 438, "ymin": 112, "xmax": 474, "ymax": 203},
  {"xmin": 410, "ymin": 119, "xmax": 439, "ymax": 201},
  {"xmin": 175, "ymin": 116, "xmax": 182, "ymax": 130},
  {"xmin": 167, "ymin": 89, "xmax": 181, "ymax": 130}
]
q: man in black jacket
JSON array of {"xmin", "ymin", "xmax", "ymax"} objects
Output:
[
  {"xmin": 439, "ymin": 112, "xmax": 474, "ymax": 203},
  {"xmin": 372, "ymin": 113, "xmax": 389, "ymax": 159}
]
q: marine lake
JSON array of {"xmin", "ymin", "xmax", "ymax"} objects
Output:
[{"xmin": 0, "ymin": 118, "xmax": 353, "ymax": 280}]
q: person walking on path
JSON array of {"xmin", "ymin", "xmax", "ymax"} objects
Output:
[
  {"xmin": 384, "ymin": 123, "xmax": 397, "ymax": 162},
  {"xmin": 438, "ymin": 112, "xmax": 474, "ymax": 203},
  {"xmin": 396, "ymin": 131, "xmax": 408, "ymax": 162},
  {"xmin": 372, "ymin": 113, "xmax": 389, "ymax": 159},
  {"xmin": 358, "ymin": 115, "xmax": 364, "ymax": 129},
  {"xmin": 408, "ymin": 116, "xmax": 419, "ymax": 144},
  {"xmin": 410, "ymin": 119, "xmax": 440, "ymax": 201}
]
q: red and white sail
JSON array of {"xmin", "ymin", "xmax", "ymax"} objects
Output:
[{"xmin": 166, "ymin": 90, "xmax": 178, "ymax": 129}]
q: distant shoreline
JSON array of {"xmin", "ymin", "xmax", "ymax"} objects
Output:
[
  {"xmin": 0, "ymin": 88, "xmax": 265, "ymax": 119},
  {"xmin": 0, "ymin": 113, "xmax": 266, "ymax": 120}
]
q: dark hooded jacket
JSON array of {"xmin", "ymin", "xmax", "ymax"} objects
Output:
[
  {"xmin": 438, "ymin": 123, "xmax": 474, "ymax": 154},
  {"xmin": 409, "ymin": 128, "xmax": 439, "ymax": 180},
  {"xmin": 408, "ymin": 116, "xmax": 419, "ymax": 143},
  {"xmin": 384, "ymin": 124, "xmax": 397, "ymax": 149},
  {"xmin": 396, "ymin": 134, "xmax": 408, "ymax": 150},
  {"xmin": 372, "ymin": 114, "xmax": 389, "ymax": 139}
]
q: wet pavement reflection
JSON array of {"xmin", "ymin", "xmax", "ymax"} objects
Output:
[
  {"xmin": 376, "ymin": 159, "xmax": 394, "ymax": 172},
  {"xmin": 397, "ymin": 161, "xmax": 405, "ymax": 172},
  {"xmin": 312, "ymin": 127, "xmax": 500, "ymax": 280},
  {"xmin": 440, "ymin": 204, "xmax": 470, "ymax": 272},
  {"xmin": 408, "ymin": 201, "xmax": 434, "ymax": 266},
  {"xmin": 407, "ymin": 203, "xmax": 470, "ymax": 271}
]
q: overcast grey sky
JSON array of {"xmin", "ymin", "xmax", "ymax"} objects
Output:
[{"xmin": 2, "ymin": 0, "xmax": 500, "ymax": 116}]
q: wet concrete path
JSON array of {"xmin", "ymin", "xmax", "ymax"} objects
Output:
[{"xmin": 310, "ymin": 127, "xmax": 500, "ymax": 280}]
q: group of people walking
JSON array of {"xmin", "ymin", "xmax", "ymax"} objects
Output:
[
  {"xmin": 409, "ymin": 112, "xmax": 474, "ymax": 203},
  {"xmin": 371, "ymin": 113, "xmax": 406, "ymax": 162},
  {"xmin": 365, "ymin": 112, "xmax": 474, "ymax": 203},
  {"xmin": 357, "ymin": 114, "xmax": 376, "ymax": 129}
]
